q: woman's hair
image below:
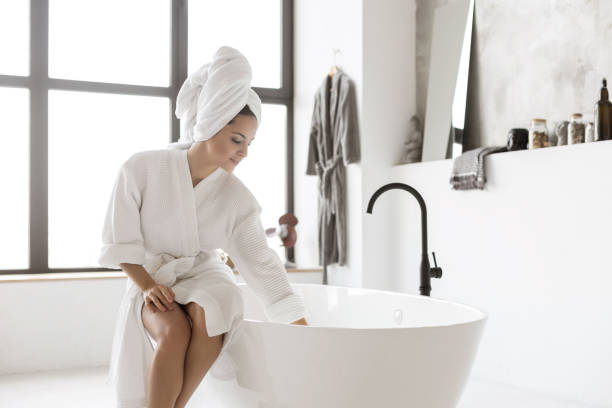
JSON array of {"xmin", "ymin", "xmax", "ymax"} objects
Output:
[{"xmin": 228, "ymin": 104, "xmax": 256, "ymax": 124}]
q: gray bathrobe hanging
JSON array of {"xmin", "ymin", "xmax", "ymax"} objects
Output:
[{"xmin": 306, "ymin": 69, "xmax": 361, "ymax": 267}]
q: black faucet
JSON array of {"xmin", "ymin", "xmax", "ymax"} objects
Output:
[{"xmin": 366, "ymin": 183, "xmax": 442, "ymax": 296}]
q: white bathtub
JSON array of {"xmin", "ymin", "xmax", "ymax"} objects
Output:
[{"xmin": 193, "ymin": 283, "xmax": 487, "ymax": 408}]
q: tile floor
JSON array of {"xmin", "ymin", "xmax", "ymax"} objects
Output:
[{"xmin": 0, "ymin": 367, "xmax": 597, "ymax": 408}]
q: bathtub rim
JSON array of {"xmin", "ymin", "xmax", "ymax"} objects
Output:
[{"xmin": 237, "ymin": 283, "xmax": 488, "ymax": 330}]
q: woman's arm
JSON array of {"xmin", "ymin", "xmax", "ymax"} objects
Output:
[
  {"xmin": 99, "ymin": 158, "xmax": 146, "ymax": 269},
  {"xmin": 227, "ymin": 208, "xmax": 308, "ymax": 324},
  {"xmin": 119, "ymin": 262, "xmax": 156, "ymax": 291},
  {"xmin": 223, "ymin": 255, "xmax": 308, "ymax": 326}
]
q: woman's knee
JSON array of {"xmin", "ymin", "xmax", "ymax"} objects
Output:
[{"xmin": 159, "ymin": 317, "xmax": 191, "ymax": 348}]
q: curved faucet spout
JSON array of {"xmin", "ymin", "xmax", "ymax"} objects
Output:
[
  {"xmin": 366, "ymin": 183, "xmax": 428, "ymax": 256},
  {"xmin": 366, "ymin": 183, "xmax": 442, "ymax": 296}
]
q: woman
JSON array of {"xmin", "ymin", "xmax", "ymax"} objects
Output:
[{"xmin": 99, "ymin": 46, "xmax": 308, "ymax": 408}]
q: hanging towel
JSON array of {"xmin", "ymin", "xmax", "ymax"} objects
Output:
[{"xmin": 450, "ymin": 146, "xmax": 506, "ymax": 190}]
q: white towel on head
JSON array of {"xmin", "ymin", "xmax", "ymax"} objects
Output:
[{"xmin": 169, "ymin": 46, "xmax": 262, "ymax": 150}]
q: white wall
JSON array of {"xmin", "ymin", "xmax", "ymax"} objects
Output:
[
  {"xmin": 0, "ymin": 272, "xmax": 321, "ymax": 375},
  {"xmin": 361, "ymin": 0, "xmax": 417, "ymax": 290},
  {"xmin": 0, "ymin": 278, "xmax": 125, "ymax": 374},
  {"xmin": 294, "ymin": 0, "xmax": 417, "ymax": 290},
  {"xmin": 378, "ymin": 141, "xmax": 612, "ymax": 407},
  {"xmin": 293, "ymin": 0, "xmax": 364, "ymax": 286}
]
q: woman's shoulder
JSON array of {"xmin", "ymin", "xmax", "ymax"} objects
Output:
[
  {"xmin": 120, "ymin": 149, "xmax": 178, "ymax": 173},
  {"xmin": 222, "ymin": 172, "xmax": 256, "ymax": 200},
  {"xmin": 125, "ymin": 148, "xmax": 172, "ymax": 165},
  {"xmin": 113, "ymin": 149, "xmax": 177, "ymax": 187},
  {"xmin": 221, "ymin": 172, "xmax": 261, "ymax": 213}
]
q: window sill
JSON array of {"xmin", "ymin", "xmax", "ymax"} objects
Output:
[
  {"xmin": 0, "ymin": 271, "xmax": 125, "ymax": 283},
  {"xmin": 285, "ymin": 267, "xmax": 323, "ymax": 273},
  {"xmin": 0, "ymin": 268, "xmax": 323, "ymax": 283}
]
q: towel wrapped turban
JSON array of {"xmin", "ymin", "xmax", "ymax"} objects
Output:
[{"xmin": 169, "ymin": 46, "xmax": 262, "ymax": 150}]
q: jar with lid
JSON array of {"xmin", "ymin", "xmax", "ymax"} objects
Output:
[
  {"xmin": 585, "ymin": 122, "xmax": 595, "ymax": 142},
  {"xmin": 568, "ymin": 113, "xmax": 585, "ymax": 144},
  {"xmin": 554, "ymin": 120, "xmax": 569, "ymax": 145},
  {"xmin": 529, "ymin": 118, "xmax": 549, "ymax": 149}
]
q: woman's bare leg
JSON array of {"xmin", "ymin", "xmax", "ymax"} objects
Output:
[
  {"xmin": 142, "ymin": 302, "xmax": 191, "ymax": 408},
  {"xmin": 173, "ymin": 302, "xmax": 224, "ymax": 408}
]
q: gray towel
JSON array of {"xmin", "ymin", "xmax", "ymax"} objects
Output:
[{"xmin": 450, "ymin": 146, "xmax": 506, "ymax": 190}]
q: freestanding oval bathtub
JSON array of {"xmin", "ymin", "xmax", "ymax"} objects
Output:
[{"xmin": 192, "ymin": 283, "xmax": 487, "ymax": 408}]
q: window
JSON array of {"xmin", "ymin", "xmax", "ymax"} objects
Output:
[
  {"xmin": 0, "ymin": 2, "xmax": 29, "ymax": 76},
  {"xmin": 0, "ymin": 0, "xmax": 294, "ymax": 274},
  {"xmin": 48, "ymin": 91, "xmax": 170, "ymax": 268},
  {"xmin": 49, "ymin": 0, "xmax": 171, "ymax": 86},
  {"xmin": 233, "ymin": 104, "xmax": 287, "ymax": 261},
  {"xmin": 0, "ymin": 88, "xmax": 29, "ymax": 270},
  {"xmin": 188, "ymin": 0, "xmax": 282, "ymax": 89}
]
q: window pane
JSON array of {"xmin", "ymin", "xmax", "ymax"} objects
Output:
[
  {"xmin": 0, "ymin": 2, "xmax": 29, "ymax": 76},
  {"xmin": 49, "ymin": 0, "xmax": 171, "ymax": 86},
  {"xmin": 188, "ymin": 0, "xmax": 282, "ymax": 89},
  {"xmin": 49, "ymin": 91, "xmax": 170, "ymax": 268},
  {"xmin": 233, "ymin": 104, "xmax": 287, "ymax": 262},
  {"xmin": 0, "ymin": 88, "xmax": 29, "ymax": 269}
]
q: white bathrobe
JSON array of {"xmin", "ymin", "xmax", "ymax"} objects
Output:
[{"xmin": 99, "ymin": 148, "xmax": 306, "ymax": 408}]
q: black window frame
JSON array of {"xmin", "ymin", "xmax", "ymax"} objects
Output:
[{"xmin": 0, "ymin": 0, "xmax": 294, "ymax": 275}]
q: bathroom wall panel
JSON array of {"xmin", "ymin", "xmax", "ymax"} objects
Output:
[{"xmin": 386, "ymin": 141, "xmax": 612, "ymax": 406}]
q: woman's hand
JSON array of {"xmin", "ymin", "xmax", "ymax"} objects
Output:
[
  {"xmin": 142, "ymin": 283, "xmax": 176, "ymax": 313},
  {"xmin": 291, "ymin": 317, "xmax": 308, "ymax": 326}
]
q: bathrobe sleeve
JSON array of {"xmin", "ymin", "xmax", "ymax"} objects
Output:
[
  {"xmin": 98, "ymin": 158, "xmax": 146, "ymax": 269},
  {"xmin": 306, "ymin": 96, "xmax": 320, "ymax": 176},
  {"xmin": 339, "ymin": 77, "xmax": 361, "ymax": 166},
  {"xmin": 227, "ymin": 206, "xmax": 307, "ymax": 324}
]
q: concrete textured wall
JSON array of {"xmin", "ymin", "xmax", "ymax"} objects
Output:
[{"xmin": 417, "ymin": 0, "xmax": 612, "ymax": 149}]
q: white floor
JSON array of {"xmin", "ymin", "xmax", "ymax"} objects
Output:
[{"xmin": 0, "ymin": 367, "xmax": 598, "ymax": 408}]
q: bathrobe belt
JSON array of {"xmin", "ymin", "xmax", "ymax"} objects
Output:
[
  {"xmin": 316, "ymin": 156, "xmax": 341, "ymax": 221},
  {"xmin": 125, "ymin": 252, "xmax": 223, "ymax": 302}
]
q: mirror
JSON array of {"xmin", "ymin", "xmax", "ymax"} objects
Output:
[{"xmin": 421, "ymin": 0, "xmax": 474, "ymax": 162}]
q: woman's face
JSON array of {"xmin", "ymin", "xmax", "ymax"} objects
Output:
[{"xmin": 206, "ymin": 114, "xmax": 258, "ymax": 172}]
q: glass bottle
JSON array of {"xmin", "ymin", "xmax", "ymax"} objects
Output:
[
  {"xmin": 529, "ymin": 119, "xmax": 548, "ymax": 149},
  {"xmin": 595, "ymin": 78, "xmax": 612, "ymax": 141},
  {"xmin": 568, "ymin": 113, "xmax": 585, "ymax": 144},
  {"xmin": 507, "ymin": 128, "xmax": 528, "ymax": 151}
]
